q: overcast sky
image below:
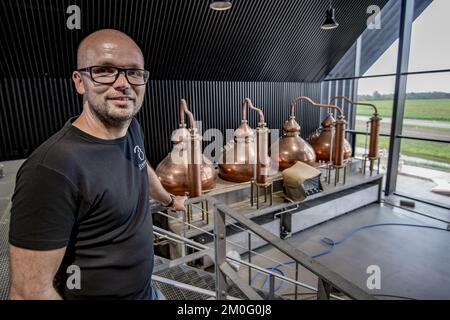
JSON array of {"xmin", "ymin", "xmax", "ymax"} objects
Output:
[{"xmin": 358, "ymin": 0, "xmax": 450, "ymax": 95}]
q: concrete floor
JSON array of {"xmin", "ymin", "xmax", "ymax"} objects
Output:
[
  {"xmin": 397, "ymin": 174, "xmax": 450, "ymax": 206},
  {"xmin": 238, "ymin": 202, "xmax": 450, "ymax": 300}
]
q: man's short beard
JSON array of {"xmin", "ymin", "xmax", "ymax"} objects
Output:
[{"xmin": 87, "ymin": 100, "xmax": 141, "ymax": 128}]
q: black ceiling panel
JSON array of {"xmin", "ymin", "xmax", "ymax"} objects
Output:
[{"xmin": 0, "ymin": 0, "xmax": 389, "ymax": 82}]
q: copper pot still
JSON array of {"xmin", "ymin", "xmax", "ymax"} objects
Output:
[
  {"xmin": 270, "ymin": 100, "xmax": 316, "ymax": 172},
  {"xmin": 277, "ymin": 96, "xmax": 350, "ymax": 166},
  {"xmin": 156, "ymin": 99, "xmax": 216, "ymax": 197},
  {"xmin": 219, "ymin": 98, "xmax": 270, "ymax": 183},
  {"xmin": 329, "ymin": 96, "xmax": 381, "ymax": 160},
  {"xmin": 308, "ymin": 113, "xmax": 352, "ymax": 163}
]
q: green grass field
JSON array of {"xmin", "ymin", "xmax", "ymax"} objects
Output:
[
  {"xmin": 356, "ymin": 99, "xmax": 450, "ymax": 122},
  {"xmin": 356, "ymin": 135, "xmax": 450, "ymax": 169}
]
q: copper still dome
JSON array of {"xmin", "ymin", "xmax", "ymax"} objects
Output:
[
  {"xmin": 270, "ymin": 101, "xmax": 316, "ymax": 172},
  {"xmin": 156, "ymin": 99, "xmax": 216, "ymax": 196}
]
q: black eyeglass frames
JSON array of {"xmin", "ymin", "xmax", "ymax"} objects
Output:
[{"xmin": 77, "ymin": 66, "xmax": 150, "ymax": 85}]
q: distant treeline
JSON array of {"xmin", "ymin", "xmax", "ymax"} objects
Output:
[{"xmin": 358, "ymin": 91, "xmax": 450, "ymax": 100}]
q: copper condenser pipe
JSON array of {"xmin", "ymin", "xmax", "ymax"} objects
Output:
[
  {"xmin": 333, "ymin": 116, "xmax": 346, "ymax": 167},
  {"xmin": 330, "ymin": 96, "xmax": 381, "ymax": 162},
  {"xmin": 246, "ymin": 99, "xmax": 269, "ymax": 184},
  {"xmin": 369, "ymin": 115, "xmax": 381, "ymax": 160},
  {"xmin": 256, "ymin": 124, "xmax": 269, "ymax": 184},
  {"xmin": 181, "ymin": 100, "xmax": 203, "ymax": 197}
]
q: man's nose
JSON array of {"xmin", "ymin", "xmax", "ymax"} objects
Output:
[{"xmin": 113, "ymin": 71, "xmax": 131, "ymax": 89}]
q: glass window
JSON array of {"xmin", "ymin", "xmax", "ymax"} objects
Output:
[
  {"xmin": 396, "ymin": 138, "xmax": 450, "ymax": 206},
  {"xmin": 408, "ymin": 0, "xmax": 450, "ymax": 72},
  {"xmin": 325, "ymin": 0, "xmax": 401, "ymax": 80},
  {"xmin": 356, "ymin": 76, "xmax": 396, "ymax": 135},
  {"xmin": 359, "ymin": 0, "xmax": 401, "ymax": 77},
  {"xmin": 362, "ymin": 40, "xmax": 399, "ymax": 77},
  {"xmin": 402, "ymin": 72, "xmax": 450, "ymax": 142}
]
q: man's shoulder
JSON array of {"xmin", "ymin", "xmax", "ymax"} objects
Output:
[{"xmin": 20, "ymin": 123, "xmax": 80, "ymax": 177}]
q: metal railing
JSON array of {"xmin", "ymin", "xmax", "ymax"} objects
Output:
[
  {"xmin": 211, "ymin": 197, "xmax": 375, "ymax": 300},
  {"xmin": 153, "ymin": 192, "xmax": 377, "ymax": 300},
  {"xmin": 153, "ymin": 226, "xmax": 345, "ymax": 300}
]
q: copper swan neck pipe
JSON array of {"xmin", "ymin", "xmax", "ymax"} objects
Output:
[
  {"xmin": 290, "ymin": 96, "xmax": 343, "ymax": 118},
  {"xmin": 180, "ymin": 99, "xmax": 196, "ymax": 129},
  {"xmin": 242, "ymin": 98, "xmax": 265, "ymax": 125},
  {"xmin": 330, "ymin": 96, "xmax": 378, "ymax": 115}
]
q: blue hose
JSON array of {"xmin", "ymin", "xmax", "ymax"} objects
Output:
[{"xmin": 309, "ymin": 222, "xmax": 450, "ymax": 260}]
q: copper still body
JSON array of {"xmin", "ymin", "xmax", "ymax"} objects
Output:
[
  {"xmin": 308, "ymin": 114, "xmax": 351, "ymax": 163},
  {"xmin": 270, "ymin": 100, "xmax": 316, "ymax": 171},
  {"xmin": 283, "ymin": 96, "xmax": 348, "ymax": 167},
  {"xmin": 219, "ymin": 98, "xmax": 269, "ymax": 183},
  {"xmin": 156, "ymin": 99, "xmax": 216, "ymax": 196}
]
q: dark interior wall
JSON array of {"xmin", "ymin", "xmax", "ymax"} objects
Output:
[
  {"xmin": 0, "ymin": 78, "xmax": 321, "ymax": 166},
  {"xmin": 0, "ymin": 0, "xmax": 389, "ymax": 165},
  {"xmin": 0, "ymin": 0, "xmax": 389, "ymax": 82}
]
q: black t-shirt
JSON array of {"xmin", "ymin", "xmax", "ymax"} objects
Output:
[{"xmin": 9, "ymin": 117, "xmax": 154, "ymax": 299}]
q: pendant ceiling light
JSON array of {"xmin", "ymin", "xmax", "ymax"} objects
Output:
[
  {"xmin": 321, "ymin": 1, "xmax": 339, "ymax": 30},
  {"xmin": 210, "ymin": 1, "xmax": 232, "ymax": 11}
]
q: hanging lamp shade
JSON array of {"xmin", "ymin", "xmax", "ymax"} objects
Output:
[
  {"xmin": 210, "ymin": 1, "xmax": 232, "ymax": 11},
  {"xmin": 321, "ymin": 7, "xmax": 339, "ymax": 30}
]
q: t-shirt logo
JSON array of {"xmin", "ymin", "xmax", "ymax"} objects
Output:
[
  {"xmin": 133, "ymin": 145, "xmax": 146, "ymax": 170},
  {"xmin": 134, "ymin": 145, "xmax": 145, "ymax": 161}
]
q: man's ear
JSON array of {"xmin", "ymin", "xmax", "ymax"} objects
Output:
[{"xmin": 72, "ymin": 71, "xmax": 86, "ymax": 95}]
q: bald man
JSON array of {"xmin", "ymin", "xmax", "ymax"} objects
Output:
[{"xmin": 8, "ymin": 29, "xmax": 186, "ymax": 300}]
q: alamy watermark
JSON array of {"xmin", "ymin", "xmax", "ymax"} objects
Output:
[
  {"xmin": 66, "ymin": 5, "xmax": 81, "ymax": 30},
  {"xmin": 66, "ymin": 264, "xmax": 81, "ymax": 290},
  {"xmin": 367, "ymin": 5, "xmax": 382, "ymax": 30},
  {"xmin": 167, "ymin": 121, "xmax": 281, "ymax": 176},
  {"xmin": 366, "ymin": 265, "xmax": 381, "ymax": 290}
]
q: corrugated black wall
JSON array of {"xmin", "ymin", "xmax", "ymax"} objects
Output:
[
  {"xmin": 0, "ymin": 79, "xmax": 321, "ymax": 166},
  {"xmin": 0, "ymin": 0, "xmax": 389, "ymax": 82}
]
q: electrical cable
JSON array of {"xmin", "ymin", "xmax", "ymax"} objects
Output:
[{"xmin": 309, "ymin": 222, "xmax": 450, "ymax": 260}]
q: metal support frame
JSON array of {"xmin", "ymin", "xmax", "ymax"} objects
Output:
[
  {"xmin": 362, "ymin": 154, "xmax": 381, "ymax": 176},
  {"xmin": 295, "ymin": 263, "xmax": 299, "ymax": 300},
  {"xmin": 154, "ymin": 225, "xmax": 265, "ymax": 300},
  {"xmin": 268, "ymin": 274, "xmax": 275, "ymax": 300},
  {"xmin": 152, "ymin": 275, "xmax": 241, "ymax": 300},
  {"xmin": 250, "ymin": 180, "xmax": 273, "ymax": 209},
  {"xmin": 186, "ymin": 200, "xmax": 210, "ymax": 229},
  {"xmin": 385, "ymin": 0, "xmax": 415, "ymax": 195},
  {"xmin": 326, "ymin": 164, "xmax": 348, "ymax": 186},
  {"xmin": 214, "ymin": 205, "xmax": 228, "ymax": 300},
  {"xmin": 153, "ymin": 249, "xmax": 211, "ymax": 273},
  {"xmin": 248, "ymin": 233, "xmax": 252, "ymax": 286},
  {"xmin": 317, "ymin": 279, "xmax": 332, "ymax": 300}
]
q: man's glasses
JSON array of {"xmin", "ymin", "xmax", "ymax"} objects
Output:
[{"xmin": 77, "ymin": 66, "xmax": 150, "ymax": 86}]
